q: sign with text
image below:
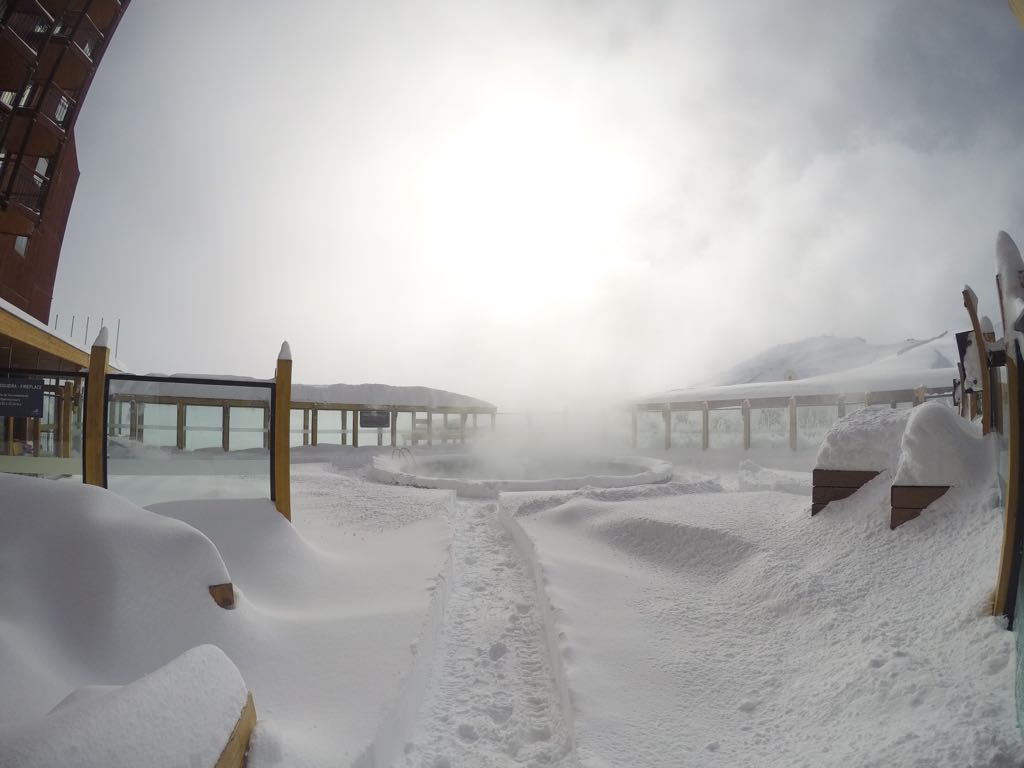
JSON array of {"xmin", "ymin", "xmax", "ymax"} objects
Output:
[
  {"xmin": 0, "ymin": 378, "xmax": 44, "ymax": 418},
  {"xmin": 359, "ymin": 410, "xmax": 390, "ymax": 429}
]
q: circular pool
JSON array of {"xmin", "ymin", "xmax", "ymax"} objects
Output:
[{"xmin": 369, "ymin": 452, "xmax": 673, "ymax": 498}]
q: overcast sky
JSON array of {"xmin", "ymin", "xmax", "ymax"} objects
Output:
[{"xmin": 51, "ymin": 0, "xmax": 1024, "ymax": 408}]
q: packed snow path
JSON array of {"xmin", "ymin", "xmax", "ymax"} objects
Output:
[{"xmin": 402, "ymin": 500, "xmax": 577, "ymax": 768}]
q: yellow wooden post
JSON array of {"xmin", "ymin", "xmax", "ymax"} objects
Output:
[
  {"xmin": 273, "ymin": 342, "xmax": 292, "ymax": 521},
  {"xmin": 701, "ymin": 402, "xmax": 709, "ymax": 451},
  {"xmin": 222, "ymin": 406, "xmax": 230, "ymax": 452},
  {"xmin": 788, "ymin": 397, "xmax": 798, "ymax": 451},
  {"xmin": 61, "ymin": 381, "xmax": 73, "ymax": 457},
  {"xmin": 176, "ymin": 402, "xmax": 186, "ymax": 450},
  {"xmin": 83, "ymin": 328, "xmax": 110, "ymax": 487},
  {"xmin": 742, "ymin": 400, "xmax": 751, "ymax": 450},
  {"xmin": 136, "ymin": 401, "xmax": 145, "ymax": 448},
  {"xmin": 913, "ymin": 387, "xmax": 926, "ymax": 407},
  {"xmin": 129, "ymin": 400, "xmax": 139, "ymax": 441}
]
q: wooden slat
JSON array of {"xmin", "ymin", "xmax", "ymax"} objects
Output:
[
  {"xmin": 812, "ymin": 469, "xmax": 880, "ymax": 487},
  {"xmin": 890, "ymin": 485, "xmax": 949, "ymax": 509}
]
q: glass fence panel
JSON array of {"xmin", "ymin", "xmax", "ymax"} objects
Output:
[
  {"xmin": 635, "ymin": 410, "xmax": 663, "ymax": 451},
  {"xmin": 668, "ymin": 410, "xmax": 703, "ymax": 448},
  {"xmin": 708, "ymin": 407, "xmax": 743, "ymax": 449},
  {"xmin": 750, "ymin": 407, "xmax": 788, "ymax": 449},
  {"xmin": 797, "ymin": 405, "xmax": 840, "ymax": 450},
  {"xmin": 0, "ymin": 370, "xmax": 84, "ymax": 481},
  {"xmin": 105, "ymin": 376, "xmax": 273, "ymax": 507}
]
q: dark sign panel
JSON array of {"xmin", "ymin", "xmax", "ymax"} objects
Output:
[
  {"xmin": 0, "ymin": 378, "xmax": 44, "ymax": 418},
  {"xmin": 360, "ymin": 410, "xmax": 390, "ymax": 429}
]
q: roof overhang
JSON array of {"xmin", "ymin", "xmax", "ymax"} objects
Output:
[{"xmin": 0, "ymin": 304, "xmax": 120, "ymax": 372}]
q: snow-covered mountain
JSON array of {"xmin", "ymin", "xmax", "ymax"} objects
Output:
[{"xmin": 705, "ymin": 334, "xmax": 956, "ymax": 387}]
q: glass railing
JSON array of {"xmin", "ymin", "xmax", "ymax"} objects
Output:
[
  {"xmin": 0, "ymin": 368, "xmax": 84, "ymax": 480},
  {"xmin": 104, "ymin": 375, "xmax": 275, "ymax": 507}
]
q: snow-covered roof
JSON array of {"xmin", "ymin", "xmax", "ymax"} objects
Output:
[
  {"xmin": 635, "ymin": 335, "xmax": 956, "ymax": 406},
  {"xmin": 115, "ymin": 374, "xmax": 496, "ymax": 411}
]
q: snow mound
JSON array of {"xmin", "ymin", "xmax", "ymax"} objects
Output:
[
  {"xmin": 894, "ymin": 402, "xmax": 992, "ymax": 487},
  {"xmin": 738, "ymin": 460, "xmax": 812, "ymax": 495},
  {"xmin": 594, "ymin": 517, "xmax": 758, "ymax": 576},
  {"xmin": 0, "ymin": 474, "xmax": 232, "ymax": 722},
  {"xmin": 815, "ymin": 406, "xmax": 912, "ymax": 471},
  {"xmin": 0, "ymin": 645, "xmax": 247, "ymax": 768},
  {"xmin": 509, "ymin": 477, "xmax": 723, "ymax": 519}
]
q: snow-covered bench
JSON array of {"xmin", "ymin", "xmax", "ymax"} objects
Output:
[{"xmin": 813, "ymin": 402, "xmax": 988, "ymax": 529}]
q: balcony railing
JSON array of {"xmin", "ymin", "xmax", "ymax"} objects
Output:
[
  {"xmin": 50, "ymin": 10, "xmax": 101, "ymax": 60},
  {"xmin": 0, "ymin": 155, "xmax": 47, "ymax": 214},
  {"xmin": 1, "ymin": 0, "xmax": 55, "ymax": 55},
  {"xmin": 18, "ymin": 79, "xmax": 75, "ymax": 128}
]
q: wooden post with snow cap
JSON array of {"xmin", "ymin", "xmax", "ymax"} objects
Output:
[
  {"xmin": 663, "ymin": 406, "xmax": 671, "ymax": 450},
  {"xmin": 273, "ymin": 342, "xmax": 292, "ymax": 521},
  {"xmin": 837, "ymin": 396, "xmax": 846, "ymax": 420},
  {"xmin": 701, "ymin": 402, "xmax": 709, "ymax": 450},
  {"xmin": 742, "ymin": 400, "xmax": 751, "ymax": 451},
  {"xmin": 788, "ymin": 396, "xmax": 798, "ymax": 452},
  {"xmin": 913, "ymin": 387, "xmax": 927, "ymax": 407},
  {"xmin": 83, "ymin": 327, "xmax": 110, "ymax": 487}
]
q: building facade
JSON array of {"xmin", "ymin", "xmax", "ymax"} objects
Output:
[{"xmin": 0, "ymin": 0, "xmax": 129, "ymax": 324}]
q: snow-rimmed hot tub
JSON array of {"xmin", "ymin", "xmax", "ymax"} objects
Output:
[{"xmin": 368, "ymin": 452, "xmax": 674, "ymax": 498}]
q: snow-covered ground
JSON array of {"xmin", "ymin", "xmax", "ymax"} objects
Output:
[
  {"xmin": 2, "ymin": 401, "xmax": 1022, "ymax": 765},
  {"xmin": 4, "ymin": 436, "xmax": 1019, "ymax": 765}
]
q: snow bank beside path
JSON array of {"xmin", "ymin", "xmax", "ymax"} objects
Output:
[
  {"xmin": 0, "ymin": 466, "xmax": 452, "ymax": 768},
  {"xmin": 506, "ymin": 481, "xmax": 1024, "ymax": 766},
  {"xmin": 0, "ymin": 474, "xmax": 231, "ymax": 722},
  {"xmin": 0, "ymin": 645, "xmax": 247, "ymax": 768}
]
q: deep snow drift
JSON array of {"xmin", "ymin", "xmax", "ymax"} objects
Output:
[{"xmin": 1, "ymin": 412, "xmax": 1022, "ymax": 766}]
